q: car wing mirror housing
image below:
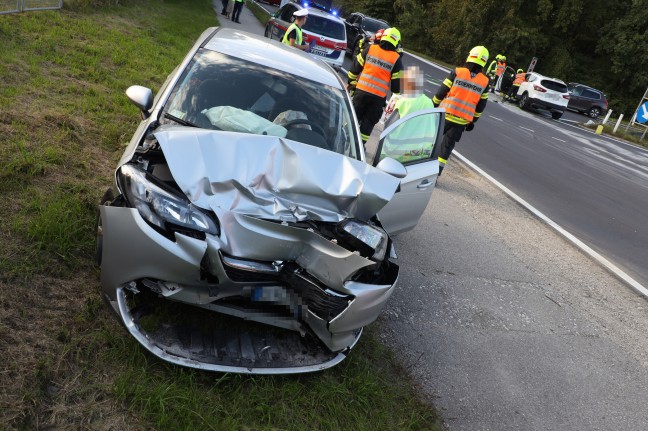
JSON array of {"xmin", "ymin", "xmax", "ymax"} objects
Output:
[
  {"xmin": 376, "ymin": 157, "xmax": 407, "ymax": 179},
  {"xmin": 126, "ymin": 85, "xmax": 153, "ymax": 119}
]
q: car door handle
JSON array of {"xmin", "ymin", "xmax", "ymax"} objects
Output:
[{"xmin": 417, "ymin": 180, "xmax": 433, "ymax": 189}]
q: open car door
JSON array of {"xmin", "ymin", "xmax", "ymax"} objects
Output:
[{"xmin": 374, "ymin": 108, "xmax": 445, "ymax": 235}]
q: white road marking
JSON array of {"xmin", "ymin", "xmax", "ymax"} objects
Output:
[
  {"xmin": 489, "ymin": 116, "xmax": 503, "ymax": 121},
  {"xmin": 552, "ymin": 137, "xmax": 566, "ymax": 142},
  {"xmin": 454, "ymin": 151, "xmax": 648, "ymax": 300},
  {"xmin": 405, "ymin": 51, "xmax": 451, "ymax": 73},
  {"xmin": 252, "ymin": 0, "xmax": 272, "ymax": 14},
  {"xmin": 520, "ymin": 126, "xmax": 534, "ymax": 132}
]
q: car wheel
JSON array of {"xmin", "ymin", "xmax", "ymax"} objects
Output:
[
  {"xmin": 95, "ymin": 188, "xmax": 114, "ymax": 267},
  {"xmin": 551, "ymin": 111, "xmax": 563, "ymax": 120},
  {"xmin": 264, "ymin": 25, "xmax": 271, "ymax": 38},
  {"xmin": 519, "ymin": 93, "xmax": 529, "ymax": 110},
  {"xmin": 588, "ymin": 107, "xmax": 601, "ymax": 118}
]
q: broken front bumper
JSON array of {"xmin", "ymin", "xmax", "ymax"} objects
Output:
[{"xmin": 99, "ymin": 205, "xmax": 398, "ymax": 373}]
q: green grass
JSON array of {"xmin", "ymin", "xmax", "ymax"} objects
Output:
[
  {"xmin": 583, "ymin": 122, "xmax": 648, "ymax": 148},
  {"xmin": 0, "ymin": 1, "xmax": 440, "ymax": 430},
  {"xmin": 247, "ymin": 0, "xmax": 272, "ymax": 26}
]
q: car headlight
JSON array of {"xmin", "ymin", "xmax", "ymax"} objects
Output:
[
  {"xmin": 117, "ymin": 164, "xmax": 219, "ymax": 236},
  {"xmin": 338, "ymin": 220, "xmax": 388, "ymax": 261}
]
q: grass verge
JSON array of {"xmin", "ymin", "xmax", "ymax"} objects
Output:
[
  {"xmin": 583, "ymin": 123, "xmax": 648, "ymax": 148},
  {"xmin": 0, "ymin": 1, "xmax": 440, "ymax": 430},
  {"xmin": 247, "ymin": 0, "xmax": 271, "ymax": 26}
]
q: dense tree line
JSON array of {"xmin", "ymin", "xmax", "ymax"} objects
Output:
[{"xmin": 336, "ymin": 0, "xmax": 648, "ymax": 115}]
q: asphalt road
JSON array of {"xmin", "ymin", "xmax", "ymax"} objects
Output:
[
  {"xmin": 388, "ymin": 52, "xmax": 648, "ymax": 290},
  {"xmin": 218, "ymin": 6, "xmax": 648, "ymax": 429}
]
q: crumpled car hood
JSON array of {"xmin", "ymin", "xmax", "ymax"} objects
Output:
[{"xmin": 155, "ymin": 127, "xmax": 400, "ymax": 222}]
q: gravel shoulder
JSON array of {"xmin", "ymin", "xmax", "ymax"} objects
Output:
[{"xmin": 379, "ymin": 160, "xmax": 648, "ymax": 430}]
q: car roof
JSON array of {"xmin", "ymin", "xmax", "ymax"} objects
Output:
[
  {"xmin": 204, "ymin": 28, "xmax": 342, "ymax": 89},
  {"xmin": 569, "ymin": 82, "xmax": 604, "ymax": 93},
  {"xmin": 295, "ymin": 4, "xmax": 344, "ymax": 22},
  {"xmin": 530, "ymin": 72, "xmax": 566, "ymax": 85}
]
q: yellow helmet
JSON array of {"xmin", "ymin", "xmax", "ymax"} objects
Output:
[
  {"xmin": 517, "ymin": 68, "xmax": 524, "ymax": 74},
  {"xmin": 381, "ymin": 27, "xmax": 401, "ymax": 48},
  {"xmin": 467, "ymin": 46, "xmax": 489, "ymax": 67}
]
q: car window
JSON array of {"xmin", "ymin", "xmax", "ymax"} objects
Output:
[
  {"xmin": 377, "ymin": 111, "xmax": 442, "ymax": 165},
  {"xmin": 541, "ymin": 80, "xmax": 568, "ymax": 93},
  {"xmin": 163, "ymin": 49, "xmax": 358, "ymax": 158},
  {"xmin": 362, "ymin": 18, "xmax": 386, "ymax": 33},
  {"xmin": 303, "ymin": 16, "xmax": 345, "ymax": 40},
  {"xmin": 570, "ymin": 86, "xmax": 584, "ymax": 96},
  {"xmin": 582, "ymin": 89, "xmax": 600, "ymax": 100},
  {"xmin": 527, "ymin": 74, "xmax": 538, "ymax": 83},
  {"xmin": 279, "ymin": 5, "xmax": 296, "ymax": 21}
]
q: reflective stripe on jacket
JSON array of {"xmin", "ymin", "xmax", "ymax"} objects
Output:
[
  {"xmin": 356, "ymin": 44, "xmax": 399, "ymax": 99},
  {"xmin": 495, "ymin": 62, "xmax": 506, "ymax": 77},
  {"xmin": 282, "ymin": 23, "xmax": 302, "ymax": 46},
  {"xmin": 439, "ymin": 67, "xmax": 489, "ymax": 123},
  {"xmin": 513, "ymin": 72, "xmax": 525, "ymax": 86}
]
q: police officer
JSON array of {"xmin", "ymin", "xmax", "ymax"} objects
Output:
[
  {"xmin": 347, "ymin": 27, "xmax": 404, "ymax": 145},
  {"xmin": 231, "ymin": 0, "xmax": 244, "ymax": 24},
  {"xmin": 432, "ymin": 46, "xmax": 490, "ymax": 175},
  {"xmin": 282, "ymin": 9, "xmax": 310, "ymax": 51}
]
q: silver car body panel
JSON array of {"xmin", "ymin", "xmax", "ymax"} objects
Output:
[{"xmin": 155, "ymin": 127, "xmax": 399, "ymax": 223}]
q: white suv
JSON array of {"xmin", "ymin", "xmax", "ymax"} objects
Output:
[{"xmin": 515, "ymin": 72, "xmax": 570, "ymax": 119}]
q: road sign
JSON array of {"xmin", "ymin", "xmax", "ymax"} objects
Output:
[
  {"xmin": 636, "ymin": 101, "xmax": 648, "ymax": 124},
  {"xmin": 527, "ymin": 57, "xmax": 538, "ymax": 73}
]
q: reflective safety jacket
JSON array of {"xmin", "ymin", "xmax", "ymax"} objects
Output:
[
  {"xmin": 512, "ymin": 72, "xmax": 526, "ymax": 86},
  {"xmin": 486, "ymin": 60, "xmax": 498, "ymax": 77},
  {"xmin": 282, "ymin": 23, "xmax": 303, "ymax": 46},
  {"xmin": 433, "ymin": 67, "xmax": 489, "ymax": 125},
  {"xmin": 355, "ymin": 44, "xmax": 401, "ymax": 98},
  {"xmin": 495, "ymin": 61, "xmax": 506, "ymax": 77}
]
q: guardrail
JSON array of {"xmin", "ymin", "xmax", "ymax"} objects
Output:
[{"xmin": 1, "ymin": 0, "xmax": 63, "ymax": 15}]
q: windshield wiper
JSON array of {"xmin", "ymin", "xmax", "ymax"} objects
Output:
[{"xmin": 164, "ymin": 112, "xmax": 198, "ymax": 128}]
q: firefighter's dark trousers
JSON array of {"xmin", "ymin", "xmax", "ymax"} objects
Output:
[
  {"xmin": 352, "ymin": 90, "xmax": 385, "ymax": 143},
  {"xmin": 438, "ymin": 121, "xmax": 466, "ymax": 175}
]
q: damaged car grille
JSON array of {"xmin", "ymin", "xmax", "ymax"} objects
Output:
[{"xmin": 221, "ymin": 255, "xmax": 353, "ymax": 321}]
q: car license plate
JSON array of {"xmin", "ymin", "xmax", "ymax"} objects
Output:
[
  {"xmin": 547, "ymin": 93, "xmax": 559, "ymax": 101},
  {"xmin": 310, "ymin": 47, "xmax": 328, "ymax": 57}
]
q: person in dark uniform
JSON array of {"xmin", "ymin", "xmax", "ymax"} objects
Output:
[{"xmin": 231, "ymin": 0, "xmax": 244, "ymax": 24}]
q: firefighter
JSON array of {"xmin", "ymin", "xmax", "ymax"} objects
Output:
[
  {"xmin": 282, "ymin": 9, "xmax": 310, "ymax": 51},
  {"xmin": 432, "ymin": 46, "xmax": 490, "ymax": 176},
  {"xmin": 347, "ymin": 27, "xmax": 404, "ymax": 145},
  {"xmin": 356, "ymin": 28, "xmax": 385, "ymax": 57},
  {"xmin": 505, "ymin": 68, "xmax": 526, "ymax": 102},
  {"xmin": 486, "ymin": 54, "xmax": 501, "ymax": 90}
]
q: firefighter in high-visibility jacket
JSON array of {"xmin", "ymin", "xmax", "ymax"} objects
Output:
[
  {"xmin": 432, "ymin": 46, "xmax": 490, "ymax": 175},
  {"xmin": 486, "ymin": 54, "xmax": 505, "ymax": 92},
  {"xmin": 505, "ymin": 69, "xmax": 526, "ymax": 101},
  {"xmin": 347, "ymin": 27, "xmax": 404, "ymax": 144}
]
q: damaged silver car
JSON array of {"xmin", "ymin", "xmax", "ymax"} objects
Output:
[{"xmin": 96, "ymin": 27, "xmax": 444, "ymax": 374}]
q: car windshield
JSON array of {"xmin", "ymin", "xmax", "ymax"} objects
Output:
[
  {"xmin": 303, "ymin": 15, "xmax": 345, "ymax": 40},
  {"xmin": 362, "ymin": 18, "xmax": 386, "ymax": 33},
  {"xmin": 541, "ymin": 79, "xmax": 568, "ymax": 93},
  {"xmin": 163, "ymin": 49, "xmax": 358, "ymax": 158}
]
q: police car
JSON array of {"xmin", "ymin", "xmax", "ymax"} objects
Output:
[{"xmin": 264, "ymin": 1, "xmax": 347, "ymax": 69}]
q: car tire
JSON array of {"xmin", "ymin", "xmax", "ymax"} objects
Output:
[
  {"xmin": 264, "ymin": 25, "xmax": 271, "ymax": 38},
  {"xmin": 519, "ymin": 93, "xmax": 529, "ymax": 110},
  {"xmin": 588, "ymin": 107, "xmax": 601, "ymax": 119},
  {"xmin": 552, "ymin": 111, "xmax": 563, "ymax": 120}
]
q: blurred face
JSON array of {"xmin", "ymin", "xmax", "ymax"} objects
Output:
[
  {"xmin": 402, "ymin": 66, "xmax": 424, "ymax": 96},
  {"xmin": 296, "ymin": 16, "xmax": 307, "ymax": 26}
]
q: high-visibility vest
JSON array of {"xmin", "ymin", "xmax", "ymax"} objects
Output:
[
  {"xmin": 495, "ymin": 61, "xmax": 506, "ymax": 77},
  {"xmin": 439, "ymin": 67, "xmax": 489, "ymax": 123},
  {"xmin": 282, "ymin": 23, "xmax": 302, "ymax": 46},
  {"xmin": 513, "ymin": 72, "xmax": 525, "ymax": 86},
  {"xmin": 356, "ymin": 44, "xmax": 399, "ymax": 99}
]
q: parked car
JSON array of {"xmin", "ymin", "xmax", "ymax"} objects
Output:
[
  {"xmin": 344, "ymin": 12, "xmax": 389, "ymax": 56},
  {"xmin": 96, "ymin": 27, "xmax": 444, "ymax": 374},
  {"xmin": 515, "ymin": 72, "xmax": 570, "ymax": 119},
  {"xmin": 264, "ymin": 2, "xmax": 347, "ymax": 69},
  {"xmin": 566, "ymin": 83, "xmax": 608, "ymax": 119}
]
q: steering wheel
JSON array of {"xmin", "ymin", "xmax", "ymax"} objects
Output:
[{"xmin": 282, "ymin": 118, "xmax": 326, "ymax": 138}]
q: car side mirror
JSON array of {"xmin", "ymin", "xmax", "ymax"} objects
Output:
[
  {"xmin": 376, "ymin": 157, "xmax": 407, "ymax": 179},
  {"xmin": 126, "ymin": 85, "xmax": 153, "ymax": 118}
]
